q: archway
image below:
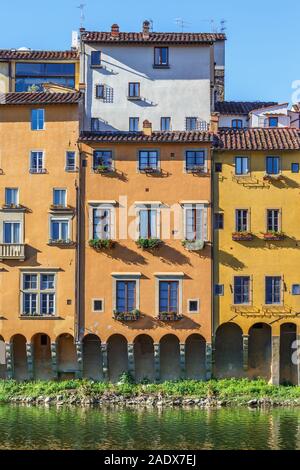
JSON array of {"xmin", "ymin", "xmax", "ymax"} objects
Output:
[
  {"xmin": 160, "ymin": 334, "xmax": 180, "ymax": 381},
  {"xmin": 107, "ymin": 334, "xmax": 128, "ymax": 383},
  {"xmin": 185, "ymin": 334, "xmax": 206, "ymax": 380},
  {"xmin": 248, "ymin": 323, "xmax": 271, "ymax": 380},
  {"xmin": 134, "ymin": 335, "xmax": 154, "ymax": 382},
  {"xmin": 214, "ymin": 323, "xmax": 243, "ymax": 378},
  {"xmin": 32, "ymin": 333, "xmax": 52, "ymax": 380},
  {"xmin": 280, "ymin": 323, "xmax": 297, "ymax": 385},
  {"xmin": 0, "ymin": 336, "xmax": 6, "ymax": 379},
  {"xmin": 57, "ymin": 334, "xmax": 78, "ymax": 380},
  {"xmin": 83, "ymin": 334, "xmax": 103, "ymax": 381},
  {"xmin": 11, "ymin": 334, "xmax": 28, "ymax": 381}
]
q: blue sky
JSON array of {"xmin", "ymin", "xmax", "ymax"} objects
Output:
[{"xmin": 1, "ymin": 0, "xmax": 299, "ymax": 103}]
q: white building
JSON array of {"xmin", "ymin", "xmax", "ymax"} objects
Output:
[{"xmin": 80, "ymin": 21, "xmax": 226, "ymax": 132}]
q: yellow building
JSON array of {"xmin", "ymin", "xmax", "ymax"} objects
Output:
[
  {"xmin": 0, "ymin": 91, "xmax": 81, "ymax": 380},
  {"xmin": 213, "ymin": 126, "xmax": 300, "ymax": 385}
]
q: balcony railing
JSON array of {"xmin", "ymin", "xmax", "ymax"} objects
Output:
[{"xmin": 0, "ymin": 244, "xmax": 25, "ymax": 260}]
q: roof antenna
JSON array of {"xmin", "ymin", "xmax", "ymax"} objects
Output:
[
  {"xmin": 220, "ymin": 19, "xmax": 227, "ymax": 33},
  {"xmin": 174, "ymin": 18, "xmax": 191, "ymax": 32},
  {"xmin": 77, "ymin": 3, "xmax": 86, "ymax": 29}
]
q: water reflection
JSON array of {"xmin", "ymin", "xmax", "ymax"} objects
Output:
[{"xmin": 0, "ymin": 405, "xmax": 300, "ymax": 450}]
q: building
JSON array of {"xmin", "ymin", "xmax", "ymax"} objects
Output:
[
  {"xmin": 0, "ymin": 90, "xmax": 81, "ymax": 380},
  {"xmin": 80, "ymin": 21, "xmax": 226, "ymax": 132},
  {"xmin": 213, "ymin": 123, "xmax": 300, "ymax": 385},
  {"xmin": 78, "ymin": 121, "xmax": 213, "ymax": 382}
]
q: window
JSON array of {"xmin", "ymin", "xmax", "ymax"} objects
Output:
[
  {"xmin": 93, "ymin": 207, "xmax": 112, "ymax": 240},
  {"xmin": 154, "ymin": 47, "xmax": 169, "ymax": 66},
  {"xmin": 161, "ymin": 117, "xmax": 171, "ymax": 131},
  {"xmin": 159, "ymin": 281, "xmax": 179, "ymax": 313},
  {"xmin": 268, "ymin": 116, "xmax": 278, "ymax": 128},
  {"xmin": 93, "ymin": 150, "xmax": 113, "ymax": 170},
  {"xmin": 139, "ymin": 150, "xmax": 159, "ymax": 171},
  {"xmin": 50, "ymin": 218, "xmax": 69, "ymax": 241},
  {"xmin": 30, "ymin": 151, "xmax": 44, "ymax": 173},
  {"xmin": 235, "ymin": 209, "xmax": 248, "ymax": 232},
  {"xmin": 128, "ymin": 82, "xmax": 140, "ymax": 98},
  {"xmin": 267, "ymin": 209, "xmax": 280, "ymax": 232},
  {"xmin": 116, "ymin": 280, "xmax": 136, "ymax": 313},
  {"xmin": 129, "ymin": 117, "xmax": 139, "ymax": 132},
  {"xmin": 31, "ymin": 109, "xmax": 45, "ymax": 130},
  {"xmin": 215, "ymin": 284, "xmax": 224, "ymax": 296},
  {"xmin": 5, "ymin": 188, "xmax": 19, "ymax": 206},
  {"xmin": 139, "ymin": 208, "xmax": 158, "ymax": 238},
  {"xmin": 186, "ymin": 117, "xmax": 197, "ymax": 131},
  {"xmin": 232, "ymin": 119, "xmax": 243, "ymax": 129},
  {"xmin": 21, "ymin": 273, "xmax": 56, "ymax": 316},
  {"xmin": 93, "ymin": 299, "xmax": 104, "ymax": 312},
  {"xmin": 215, "ymin": 162, "xmax": 222, "ymax": 173},
  {"xmin": 265, "ymin": 276, "xmax": 281, "ymax": 304},
  {"xmin": 91, "ymin": 118, "xmax": 101, "ymax": 132},
  {"xmin": 266, "ymin": 156, "xmax": 280, "ymax": 175},
  {"xmin": 292, "ymin": 284, "xmax": 300, "ymax": 295},
  {"xmin": 185, "ymin": 205, "xmax": 206, "ymax": 241},
  {"xmin": 66, "ymin": 151, "xmax": 76, "ymax": 172},
  {"xmin": 95, "ymin": 84, "xmax": 105, "ymax": 99},
  {"xmin": 91, "ymin": 51, "xmax": 101, "ymax": 66},
  {"xmin": 53, "ymin": 189, "xmax": 66, "ymax": 207},
  {"xmin": 15, "ymin": 62, "xmax": 75, "ymax": 92},
  {"xmin": 235, "ymin": 156, "xmax": 249, "ymax": 175},
  {"xmin": 234, "ymin": 276, "xmax": 250, "ymax": 304},
  {"xmin": 188, "ymin": 299, "xmax": 199, "ymax": 313},
  {"xmin": 3, "ymin": 222, "xmax": 20, "ymax": 243},
  {"xmin": 185, "ymin": 150, "xmax": 205, "ymax": 171},
  {"xmin": 291, "ymin": 163, "xmax": 299, "ymax": 173},
  {"xmin": 214, "ymin": 213, "xmax": 224, "ymax": 230}
]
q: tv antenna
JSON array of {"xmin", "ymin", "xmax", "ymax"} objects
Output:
[
  {"xmin": 174, "ymin": 18, "xmax": 191, "ymax": 32},
  {"xmin": 220, "ymin": 19, "xmax": 227, "ymax": 33},
  {"xmin": 77, "ymin": 3, "xmax": 86, "ymax": 29}
]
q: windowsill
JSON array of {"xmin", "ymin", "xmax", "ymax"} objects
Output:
[
  {"xmin": 48, "ymin": 240, "xmax": 75, "ymax": 247},
  {"xmin": 127, "ymin": 96, "xmax": 141, "ymax": 101},
  {"xmin": 49, "ymin": 205, "xmax": 74, "ymax": 212},
  {"xmin": 29, "ymin": 169, "xmax": 47, "ymax": 174},
  {"xmin": 262, "ymin": 304, "xmax": 283, "ymax": 308},
  {"xmin": 65, "ymin": 168, "xmax": 78, "ymax": 173},
  {"xmin": 90, "ymin": 64, "xmax": 103, "ymax": 68},
  {"xmin": 152, "ymin": 64, "xmax": 170, "ymax": 69},
  {"xmin": 1, "ymin": 205, "xmax": 26, "ymax": 212},
  {"xmin": 20, "ymin": 315, "xmax": 62, "ymax": 320}
]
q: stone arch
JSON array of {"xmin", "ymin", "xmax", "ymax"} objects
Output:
[
  {"xmin": 160, "ymin": 334, "xmax": 180, "ymax": 381},
  {"xmin": 248, "ymin": 323, "xmax": 271, "ymax": 380},
  {"xmin": 134, "ymin": 334, "xmax": 154, "ymax": 383},
  {"xmin": 0, "ymin": 335, "xmax": 6, "ymax": 379},
  {"xmin": 107, "ymin": 334, "xmax": 128, "ymax": 383},
  {"xmin": 11, "ymin": 334, "xmax": 28, "ymax": 381},
  {"xmin": 185, "ymin": 334, "xmax": 206, "ymax": 380},
  {"xmin": 214, "ymin": 323, "xmax": 244, "ymax": 378},
  {"xmin": 32, "ymin": 333, "xmax": 52, "ymax": 380},
  {"xmin": 280, "ymin": 323, "xmax": 297, "ymax": 385},
  {"xmin": 83, "ymin": 334, "xmax": 103, "ymax": 381},
  {"xmin": 56, "ymin": 333, "xmax": 78, "ymax": 380}
]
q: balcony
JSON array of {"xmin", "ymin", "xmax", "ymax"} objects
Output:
[{"xmin": 0, "ymin": 244, "xmax": 25, "ymax": 261}]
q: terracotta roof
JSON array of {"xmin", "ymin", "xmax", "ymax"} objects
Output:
[
  {"xmin": 215, "ymin": 101, "xmax": 278, "ymax": 115},
  {"xmin": 81, "ymin": 31, "xmax": 226, "ymax": 44},
  {"xmin": 0, "ymin": 92, "xmax": 82, "ymax": 105},
  {"xmin": 214, "ymin": 128, "xmax": 300, "ymax": 151},
  {"xmin": 0, "ymin": 49, "xmax": 79, "ymax": 61},
  {"xmin": 79, "ymin": 131, "xmax": 213, "ymax": 143}
]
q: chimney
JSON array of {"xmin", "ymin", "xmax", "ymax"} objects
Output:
[
  {"xmin": 210, "ymin": 112, "xmax": 220, "ymax": 133},
  {"xmin": 111, "ymin": 24, "xmax": 120, "ymax": 38},
  {"xmin": 143, "ymin": 120, "xmax": 152, "ymax": 136},
  {"xmin": 142, "ymin": 20, "xmax": 150, "ymax": 39}
]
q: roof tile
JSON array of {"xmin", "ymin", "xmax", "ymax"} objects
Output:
[
  {"xmin": 0, "ymin": 50, "xmax": 79, "ymax": 60},
  {"xmin": 215, "ymin": 101, "xmax": 278, "ymax": 115},
  {"xmin": 79, "ymin": 131, "xmax": 213, "ymax": 143},
  {"xmin": 214, "ymin": 128, "xmax": 300, "ymax": 150},
  {"xmin": 0, "ymin": 92, "xmax": 82, "ymax": 105},
  {"xmin": 81, "ymin": 31, "xmax": 226, "ymax": 44}
]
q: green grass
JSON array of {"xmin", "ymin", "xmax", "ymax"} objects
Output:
[{"xmin": 1, "ymin": 378, "xmax": 300, "ymax": 404}]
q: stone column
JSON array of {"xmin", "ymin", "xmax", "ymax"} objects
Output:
[
  {"xmin": 50, "ymin": 342, "xmax": 58, "ymax": 379},
  {"xmin": 75, "ymin": 341, "xmax": 83, "ymax": 379},
  {"xmin": 101, "ymin": 343, "xmax": 108, "ymax": 381},
  {"xmin": 26, "ymin": 342, "xmax": 34, "ymax": 380},
  {"xmin": 205, "ymin": 342, "xmax": 212, "ymax": 380},
  {"xmin": 127, "ymin": 343, "xmax": 135, "ymax": 379},
  {"xmin": 242, "ymin": 335, "xmax": 249, "ymax": 372},
  {"xmin": 179, "ymin": 343, "xmax": 186, "ymax": 379},
  {"xmin": 5, "ymin": 342, "xmax": 13, "ymax": 379},
  {"xmin": 154, "ymin": 343, "xmax": 160, "ymax": 383},
  {"xmin": 271, "ymin": 336, "xmax": 280, "ymax": 385}
]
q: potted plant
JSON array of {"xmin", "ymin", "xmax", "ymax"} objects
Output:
[
  {"xmin": 232, "ymin": 231, "xmax": 254, "ymax": 241},
  {"xmin": 113, "ymin": 309, "xmax": 140, "ymax": 321},
  {"xmin": 263, "ymin": 231, "xmax": 285, "ymax": 241},
  {"xmin": 187, "ymin": 166, "xmax": 206, "ymax": 175},
  {"xmin": 158, "ymin": 311, "xmax": 181, "ymax": 321},
  {"xmin": 136, "ymin": 238, "xmax": 162, "ymax": 250},
  {"xmin": 89, "ymin": 239, "xmax": 115, "ymax": 250},
  {"xmin": 94, "ymin": 164, "xmax": 112, "ymax": 173},
  {"xmin": 182, "ymin": 239, "xmax": 205, "ymax": 251}
]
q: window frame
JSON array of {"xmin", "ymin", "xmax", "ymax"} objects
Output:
[
  {"xmin": 183, "ymin": 203, "xmax": 208, "ymax": 241},
  {"xmin": 31, "ymin": 108, "xmax": 45, "ymax": 131},
  {"xmin": 231, "ymin": 119, "xmax": 243, "ymax": 129},
  {"xmin": 95, "ymin": 84, "xmax": 105, "ymax": 99},
  {"xmin": 65, "ymin": 151, "xmax": 77, "ymax": 172},
  {"xmin": 49, "ymin": 217, "xmax": 70, "ymax": 242},
  {"xmin": 185, "ymin": 117, "xmax": 198, "ymax": 131},
  {"xmin": 20, "ymin": 271, "xmax": 57, "ymax": 317},
  {"xmin": 93, "ymin": 149, "xmax": 114, "ymax": 171},
  {"xmin": 235, "ymin": 156, "xmax": 250, "ymax": 176},
  {"xmin": 161, "ymin": 117, "xmax": 171, "ymax": 131},
  {"xmin": 89, "ymin": 202, "xmax": 116, "ymax": 241},
  {"xmin": 235, "ymin": 209, "xmax": 249, "ymax": 232},
  {"xmin": 233, "ymin": 276, "xmax": 251, "ymax": 305},
  {"xmin": 138, "ymin": 149, "xmax": 160, "ymax": 172},
  {"xmin": 91, "ymin": 50, "xmax": 101, "ymax": 67},
  {"xmin": 129, "ymin": 117, "xmax": 139, "ymax": 132},
  {"xmin": 5, "ymin": 188, "xmax": 19, "ymax": 206},
  {"xmin": 112, "ymin": 274, "xmax": 141, "ymax": 314},
  {"xmin": 266, "ymin": 208, "xmax": 281, "ymax": 232},
  {"xmin": 53, "ymin": 188, "xmax": 67, "ymax": 207},
  {"xmin": 30, "ymin": 150, "xmax": 45, "ymax": 174},
  {"xmin": 3, "ymin": 221, "xmax": 21, "ymax": 244},
  {"xmin": 268, "ymin": 116, "xmax": 279, "ymax": 128},
  {"xmin": 214, "ymin": 212, "xmax": 224, "ymax": 230},
  {"xmin": 92, "ymin": 298, "xmax": 104, "ymax": 313},
  {"xmin": 265, "ymin": 275, "xmax": 282, "ymax": 305},
  {"xmin": 154, "ymin": 47, "xmax": 169, "ymax": 67},
  {"xmin": 266, "ymin": 156, "xmax": 281, "ymax": 175},
  {"xmin": 128, "ymin": 82, "xmax": 140, "ymax": 99}
]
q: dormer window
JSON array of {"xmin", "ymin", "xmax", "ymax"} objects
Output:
[
  {"xmin": 268, "ymin": 116, "xmax": 278, "ymax": 128},
  {"xmin": 232, "ymin": 119, "xmax": 243, "ymax": 129}
]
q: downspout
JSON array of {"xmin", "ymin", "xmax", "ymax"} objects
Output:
[
  {"xmin": 210, "ymin": 140, "xmax": 215, "ymax": 378},
  {"xmin": 75, "ymin": 175, "xmax": 81, "ymax": 343}
]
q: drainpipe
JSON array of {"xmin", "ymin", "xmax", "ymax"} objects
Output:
[
  {"xmin": 210, "ymin": 143, "xmax": 215, "ymax": 378},
  {"xmin": 75, "ymin": 177, "xmax": 81, "ymax": 343}
]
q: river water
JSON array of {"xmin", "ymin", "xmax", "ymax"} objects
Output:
[{"xmin": 0, "ymin": 405, "xmax": 300, "ymax": 450}]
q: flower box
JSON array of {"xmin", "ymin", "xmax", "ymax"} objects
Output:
[
  {"xmin": 158, "ymin": 312, "xmax": 182, "ymax": 321},
  {"xmin": 182, "ymin": 239, "xmax": 205, "ymax": 251},
  {"xmin": 136, "ymin": 238, "xmax": 162, "ymax": 250},
  {"xmin": 263, "ymin": 232, "xmax": 285, "ymax": 241},
  {"xmin": 48, "ymin": 239, "xmax": 74, "ymax": 246},
  {"xmin": 263, "ymin": 174, "xmax": 284, "ymax": 182},
  {"xmin": 89, "ymin": 239, "xmax": 115, "ymax": 250},
  {"xmin": 232, "ymin": 232, "xmax": 254, "ymax": 241},
  {"xmin": 186, "ymin": 166, "xmax": 207, "ymax": 175},
  {"xmin": 113, "ymin": 309, "xmax": 140, "ymax": 321},
  {"xmin": 139, "ymin": 167, "xmax": 159, "ymax": 174},
  {"xmin": 94, "ymin": 165, "xmax": 113, "ymax": 174}
]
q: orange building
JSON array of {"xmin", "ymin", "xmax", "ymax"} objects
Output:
[
  {"xmin": 79, "ymin": 122, "xmax": 213, "ymax": 382},
  {"xmin": 0, "ymin": 91, "xmax": 81, "ymax": 380}
]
